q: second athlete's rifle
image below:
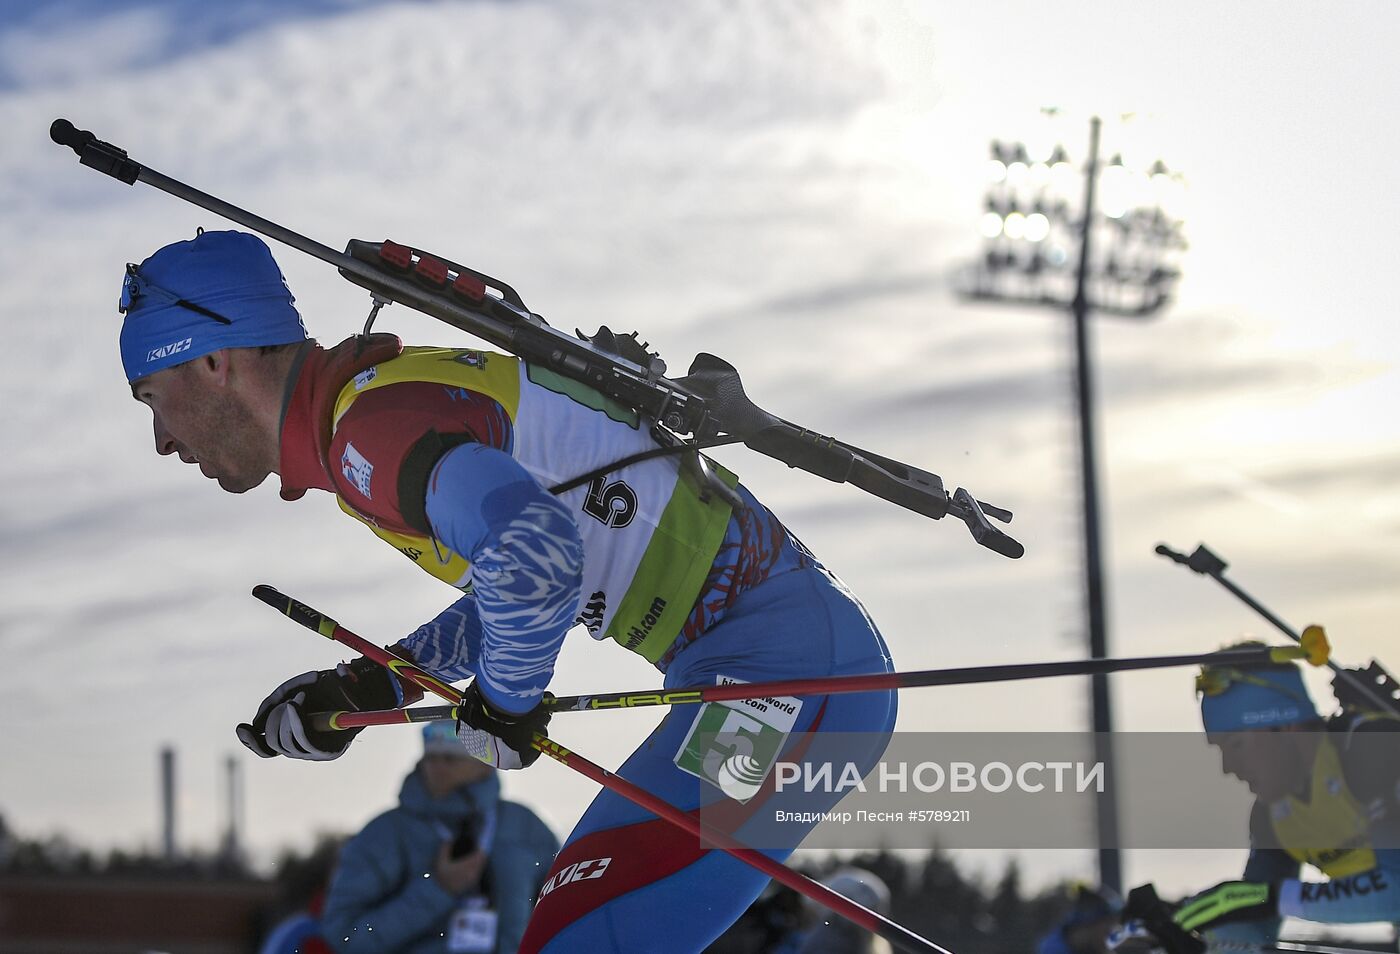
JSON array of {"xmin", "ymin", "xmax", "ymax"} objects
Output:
[
  {"xmin": 1156, "ymin": 541, "xmax": 1400, "ymax": 718},
  {"xmin": 50, "ymin": 118, "xmax": 1022, "ymax": 558}
]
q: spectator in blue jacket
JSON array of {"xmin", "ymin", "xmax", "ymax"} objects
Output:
[{"xmin": 321, "ymin": 721, "xmax": 559, "ymax": 953}]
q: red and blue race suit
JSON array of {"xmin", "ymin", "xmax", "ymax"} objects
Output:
[{"xmin": 278, "ymin": 335, "xmax": 898, "ymax": 953}]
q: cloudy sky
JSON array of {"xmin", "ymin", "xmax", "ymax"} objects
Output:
[{"xmin": 3, "ymin": 0, "xmax": 1398, "ymax": 908}]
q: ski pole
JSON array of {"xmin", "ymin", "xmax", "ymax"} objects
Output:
[
  {"xmin": 1111, "ymin": 922, "xmax": 1384, "ymax": 954},
  {"xmin": 307, "ymin": 637, "xmax": 1331, "ymax": 731},
  {"xmin": 251, "ymin": 585, "xmax": 953, "ymax": 954},
  {"xmin": 1156, "ymin": 542, "xmax": 1400, "ymax": 717},
  {"xmin": 1212, "ymin": 941, "xmax": 1389, "ymax": 954}
]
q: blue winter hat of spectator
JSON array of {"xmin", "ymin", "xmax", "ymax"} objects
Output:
[
  {"xmin": 118, "ymin": 229, "xmax": 307, "ymax": 383},
  {"xmin": 423, "ymin": 720, "xmax": 467, "ymax": 757},
  {"xmin": 1198, "ymin": 661, "xmax": 1318, "ymax": 732}
]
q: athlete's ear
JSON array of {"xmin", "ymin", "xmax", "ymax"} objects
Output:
[{"xmin": 192, "ymin": 348, "xmax": 233, "ymax": 388}]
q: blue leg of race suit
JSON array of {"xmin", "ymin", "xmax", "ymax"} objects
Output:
[{"xmin": 520, "ymin": 565, "xmax": 898, "ymax": 954}]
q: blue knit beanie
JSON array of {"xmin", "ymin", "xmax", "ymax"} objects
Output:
[
  {"xmin": 423, "ymin": 721, "xmax": 466, "ymax": 757},
  {"xmin": 1199, "ymin": 664, "xmax": 1317, "ymax": 732},
  {"xmin": 119, "ymin": 230, "xmax": 307, "ymax": 382}
]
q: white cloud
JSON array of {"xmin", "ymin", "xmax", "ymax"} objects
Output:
[{"xmin": 0, "ymin": 6, "xmax": 175, "ymax": 90}]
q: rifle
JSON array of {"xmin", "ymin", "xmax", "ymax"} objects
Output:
[
  {"xmin": 1156, "ymin": 542, "xmax": 1400, "ymax": 717},
  {"xmin": 49, "ymin": 118, "xmax": 1022, "ymax": 558}
]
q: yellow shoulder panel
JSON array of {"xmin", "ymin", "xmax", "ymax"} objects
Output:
[{"xmin": 331, "ymin": 347, "xmax": 522, "ymax": 429}]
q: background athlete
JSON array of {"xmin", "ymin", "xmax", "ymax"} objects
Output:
[{"xmin": 1130, "ymin": 642, "xmax": 1400, "ymax": 951}]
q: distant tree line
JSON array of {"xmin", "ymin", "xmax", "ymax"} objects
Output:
[
  {"xmin": 0, "ymin": 811, "xmax": 274, "ymax": 882},
  {"xmin": 1, "ymin": 813, "xmax": 1082, "ymax": 951}
]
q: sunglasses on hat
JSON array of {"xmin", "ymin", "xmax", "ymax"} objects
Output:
[
  {"xmin": 1195, "ymin": 666, "xmax": 1312, "ymax": 708},
  {"xmin": 120, "ymin": 263, "xmax": 233, "ymax": 325}
]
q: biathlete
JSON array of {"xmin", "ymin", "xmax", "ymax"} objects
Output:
[
  {"xmin": 1129, "ymin": 642, "xmax": 1400, "ymax": 951},
  {"xmin": 118, "ymin": 229, "xmax": 898, "ymax": 952}
]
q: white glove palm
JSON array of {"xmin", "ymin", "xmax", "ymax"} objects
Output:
[{"xmin": 453, "ymin": 723, "xmax": 529, "ymax": 770}]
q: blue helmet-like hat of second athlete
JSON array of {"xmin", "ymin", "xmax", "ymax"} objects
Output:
[{"xmin": 1198, "ymin": 659, "xmax": 1317, "ymax": 732}]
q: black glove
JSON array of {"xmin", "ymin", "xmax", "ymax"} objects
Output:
[
  {"xmin": 454, "ymin": 680, "xmax": 552, "ymax": 769},
  {"xmin": 1123, "ymin": 884, "xmax": 1205, "ymax": 954},
  {"xmin": 236, "ymin": 657, "xmax": 401, "ymax": 761}
]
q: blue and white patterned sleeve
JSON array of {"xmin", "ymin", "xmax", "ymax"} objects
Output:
[
  {"xmin": 397, "ymin": 594, "xmax": 485, "ymax": 683},
  {"xmin": 416, "ymin": 442, "xmax": 584, "ymax": 714}
]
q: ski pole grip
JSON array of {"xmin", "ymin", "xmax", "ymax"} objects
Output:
[
  {"xmin": 49, "ymin": 118, "xmax": 143, "ymax": 184},
  {"xmin": 252, "ymin": 584, "xmax": 339, "ymax": 640},
  {"xmin": 309, "ymin": 711, "xmax": 349, "ymax": 733}
]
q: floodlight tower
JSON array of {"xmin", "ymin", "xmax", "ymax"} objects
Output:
[{"xmin": 961, "ymin": 113, "xmax": 1186, "ymax": 893}]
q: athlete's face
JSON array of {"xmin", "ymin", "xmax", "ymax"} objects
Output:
[
  {"xmin": 1208, "ymin": 728, "xmax": 1307, "ymax": 801},
  {"xmin": 131, "ymin": 351, "xmax": 276, "ymax": 494}
]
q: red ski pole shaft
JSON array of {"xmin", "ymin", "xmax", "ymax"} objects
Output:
[
  {"xmin": 250, "ymin": 584, "xmax": 454, "ymax": 704},
  {"xmin": 252, "ymin": 585, "xmax": 953, "ymax": 954}
]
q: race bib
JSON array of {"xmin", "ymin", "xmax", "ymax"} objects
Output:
[
  {"xmin": 674, "ymin": 676, "xmax": 802, "ymax": 802},
  {"xmin": 448, "ymin": 896, "xmax": 498, "ymax": 954}
]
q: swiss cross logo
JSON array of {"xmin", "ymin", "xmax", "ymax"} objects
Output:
[{"xmin": 537, "ymin": 857, "xmax": 611, "ymax": 900}]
